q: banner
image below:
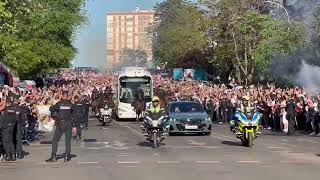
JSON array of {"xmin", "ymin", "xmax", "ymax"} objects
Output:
[
  {"xmin": 184, "ymin": 69, "xmax": 195, "ymax": 81},
  {"xmin": 36, "ymin": 105, "xmax": 54, "ymax": 132},
  {"xmin": 173, "ymin": 68, "xmax": 183, "ymax": 80},
  {"xmin": 194, "ymin": 69, "xmax": 207, "ymax": 81}
]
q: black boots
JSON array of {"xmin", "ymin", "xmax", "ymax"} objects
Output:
[
  {"xmin": 45, "ymin": 154, "xmax": 57, "ymax": 162},
  {"xmin": 16, "ymin": 152, "xmax": 24, "ymax": 159},
  {"xmin": 64, "ymin": 154, "xmax": 71, "ymax": 162},
  {"xmin": 4, "ymin": 153, "xmax": 16, "ymax": 161},
  {"xmin": 45, "ymin": 153, "xmax": 71, "ymax": 162}
]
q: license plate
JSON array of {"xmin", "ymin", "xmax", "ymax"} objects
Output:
[{"xmin": 185, "ymin": 125, "xmax": 198, "ymax": 129}]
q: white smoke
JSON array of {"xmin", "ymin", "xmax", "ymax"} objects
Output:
[{"xmin": 295, "ymin": 60, "xmax": 320, "ymax": 95}]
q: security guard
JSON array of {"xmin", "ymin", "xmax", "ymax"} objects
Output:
[
  {"xmin": 0, "ymin": 97, "xmax": 17, "ymax": 161},
  {"xmin": 46, "ymin": 91, "xmax": 74, "ymax": 162},
  {"xmin": 73, "ymin": 95, "xmax": 84, "ymax": 140},
  {"xmin": 82, "ymin": 95, "xmax": 90, "ymax": 130}
]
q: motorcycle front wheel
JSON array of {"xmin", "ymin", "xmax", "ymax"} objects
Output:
[
  {"xmin": 152, "ymin": 132, "xmax": 159, "ymax": 148},
  {"xmin": 247, "ymin": 132, "xmax": 253, "ymax": 147}
]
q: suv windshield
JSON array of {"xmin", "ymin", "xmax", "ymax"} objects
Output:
[{"xmin": 169, "ymin": 102, "xmax": 205, "ymax": 113}]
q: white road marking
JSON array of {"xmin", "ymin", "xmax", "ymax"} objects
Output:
[
  {"xmin": 236, "ymin": 161, "xmax": 261, "ymax": 163},
  {"xmin": 115, "ymin": 154, "xmax": 136, "ymax": 157},
  {"xmin": 188, "ymin": 140, "xmax": 207, "ymax": 146},
  {"xmin": 77, "ymin": 162, "xmax": 100, "ymax": 164},
  {"xmin": 87, "ymin": 147, "xmax": 100, "ymax": 150},
  {"xmin": 157, "ymin": 161, "xmax": 181, "ymax": 164},
  {"xmin": 153, "ymin": 153, "xmax": 160, "ymax": 156},
  {"xmin": 267, "ymin": 146, "xmax": 284, "ymax": 149},
  {"xmin": 117, "ymin": 161, "xmax": 141, "ymax": 164},
  {"xmin": 196, "ymin": 161, "xmax": 221, "ymax": 164}
]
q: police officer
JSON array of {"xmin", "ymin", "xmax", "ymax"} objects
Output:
[
  {"xmin": 73, "ymin": 95, "xmax": 84, "ymax": 140},
  {"xmin": 0, "ymin": 97, "xmax": 17, "ymax": 161},
  {"xmin": 46, "ymin": 91, "xmax": 74, "ymax": 162},
  {"xmin": 12, "ymin": 95, "xmax": 25, "ymax": 159},
  {"xmin": 286, "ymin": 94, "xmax": 296, "ymax": 135},
  {"xmin": 82, "ymin": 95, "xmax": 90, "ymax": 130}
]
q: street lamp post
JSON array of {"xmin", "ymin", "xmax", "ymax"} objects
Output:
[{"xmin": 265, "ymin": 0, "xmax": 290, "ymax": 23}]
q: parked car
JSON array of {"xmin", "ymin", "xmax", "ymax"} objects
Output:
[{"xmin": 167, "ymin": 101, "xmax": 212, "ymax": 135}]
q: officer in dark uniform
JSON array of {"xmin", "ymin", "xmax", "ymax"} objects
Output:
[
  {"xmin": 11, "ymin": 95, "xmax": 25, "ymax": 159},
  {"xmin": 46, "ymin": 91, "xmax": 74, "ymax": 162},
  {"xmin": 0, "ymin": 97, "xmax": 17, "ymax": 161},
  {"xmin": 286, "ymin": 94, "xmax": 296, "ymax": 135},
  {"xmin": 73, "ymin": 95, "xmax": 84, "ymax": 140},
  {"xmin": 220, "ymin": 94, "xmax": 230, "ymax": 124},
  {"xmin": 82, "ymin": 95, "xmax": 90, "ymax": 130}
]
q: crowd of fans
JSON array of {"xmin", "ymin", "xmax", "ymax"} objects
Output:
[
  {"xmin": 0, "ymin": 69, "xmax": 113, "ymax": 161},
  {"xmin": 0, "ymin": 69, "xmax": 319, "ymax": 161},
  {"xmin": 153, "ymin": 75, "xmax": 320, "ymax": 136}
]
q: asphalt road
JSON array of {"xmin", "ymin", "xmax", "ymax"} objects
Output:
[{"xmin": 1, "ymin": 119, "xmax": 320, "ymax": 180}]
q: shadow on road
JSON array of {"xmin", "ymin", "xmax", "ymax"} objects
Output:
[
  {"xmin": 316, "ymin": 154, "xmax": 320, "ymax": 157},
  {"xmin": 137, "ymin": 141, "xmax": 166, "ymax": 147},
  {"xmin": 221, "ymin": 141, "xmax": 242, "ymax": 146}
]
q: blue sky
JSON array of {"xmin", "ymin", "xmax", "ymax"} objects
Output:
[{"xmin": 72, "ymin": 0, "xmax": 165, "ymax": 68}]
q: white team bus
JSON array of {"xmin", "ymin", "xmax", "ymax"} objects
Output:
[{"xmin": 114, "ymin": 67, "xmax": 153, "ymax": 119}]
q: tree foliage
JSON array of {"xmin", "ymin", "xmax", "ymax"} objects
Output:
[
  {"xmin": 0, "ymin": 0, "xmax": 86, "ymax": 78},
  {"xmin": 154, "ymin": 0, "xmax": 307, "ymax": 84},
  {"xmin": 153, "ymin": 0, "xmax": 207, "ymax": 68}
]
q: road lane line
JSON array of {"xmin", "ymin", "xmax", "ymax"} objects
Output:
[
  {"xmin": 196, "ymin": 161, "xmax": 221, "ymax": 164},
  {"xmin": 77, "ymin": 162, "xmax": 100, "ymax": 164},
  {"xmin": 236, "ymin": 161, "xmax": 261, "ymax": 163},
  {"xmin": 157, "ymin": 161, "xmax": 181, "ymax": 164},
  {"xmin": 117, "ymin": 161, "xmax": 141, "ymax": 164},
  {"xmin": 267, "ymin": 146, "xmax": 284, "ymax": 149},
  {"xmin": 115, "ymin": 154, "xmax": 136, "ymax": 157}
]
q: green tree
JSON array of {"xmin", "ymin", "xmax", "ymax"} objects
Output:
[
  {"xmin": 0, "ymin": 0, "xmax": 86, "ymax": 79},
  {"xmin": 153, "ymin": 0, "xmax": 207, "ymax": 68},
  {"xmin": 201, "ymin": 0, "xmax": 305, "ymax": 84}
]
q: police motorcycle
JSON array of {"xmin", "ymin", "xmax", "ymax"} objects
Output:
[
  {"xmin": 98, "ymin": 104, "xmax": 113, "ymax": 126},
  {"xmin": 142, "ymin": 111, "xmax": 168, "ymax": 148},
  {"xmin": 230, "ymin": 98, "xmax": 262, "ymax": 147}
]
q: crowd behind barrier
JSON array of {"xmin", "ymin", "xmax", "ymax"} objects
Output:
[
  {"xmin": 1, "ymin": 69, "xmax": 319, "ymax": 161},
  {"xmin": 0, "ymin": 70, "xmax": 114, "ymax": 161},
  {"xmin": 152, "ymin": 75, "xmax": 320, "ymax": 135}
]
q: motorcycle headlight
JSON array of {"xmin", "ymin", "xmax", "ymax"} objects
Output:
[
  {"xmin": 152, "ymin": 120, "xmax": 159, "ymax": 127},
  {"xmin": 206, "ymin": 117, "xmax": 211, "ymax": 122}
]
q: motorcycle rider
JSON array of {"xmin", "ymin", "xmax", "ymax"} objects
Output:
[
  {"xmin": 142, "ymin": 96, "xmax": 165, "ymax": 134},
  {"xmin": 230, "ymin": 96, "xmax": 253, "ymax": 130}
]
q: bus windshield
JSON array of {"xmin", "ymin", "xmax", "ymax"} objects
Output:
[{"xmin": 119, "ymin": 77, "xmax": 152, "ymax": 103}]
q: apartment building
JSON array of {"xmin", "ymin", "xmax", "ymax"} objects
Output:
[{"xmin": 106, "ymin": 8, "xmax": 154, "ymax": 70}]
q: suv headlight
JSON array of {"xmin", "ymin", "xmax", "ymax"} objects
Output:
[{"xmin": 170, "ymin": 118, "xmax": 176, "ymax": 122}]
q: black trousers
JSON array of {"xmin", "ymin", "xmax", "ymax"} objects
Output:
[
  {"xmin": 314, "ymin": 115, "xmax": 320, "ymax": 134},
  {"xmin": 51, "ymin": 126, "xmax": 72, "ymax": 155},
  {"xmin": 2, "ymin": 127, "xmax": 15, "ymax": 153},
  {"xmin": 84, "ymin": 112, "xmax": 89, "ymax": 128},
  {"xmin": 15, "ymin": 125, "xmax": 23, "ymax": 153},
  {"xmin": 287, "ymin": 114, "xmax": 296, "ymax": 133},
  {"xmin": 221, "ymin": 110, "xmax": 228, "ymax": 123}
]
